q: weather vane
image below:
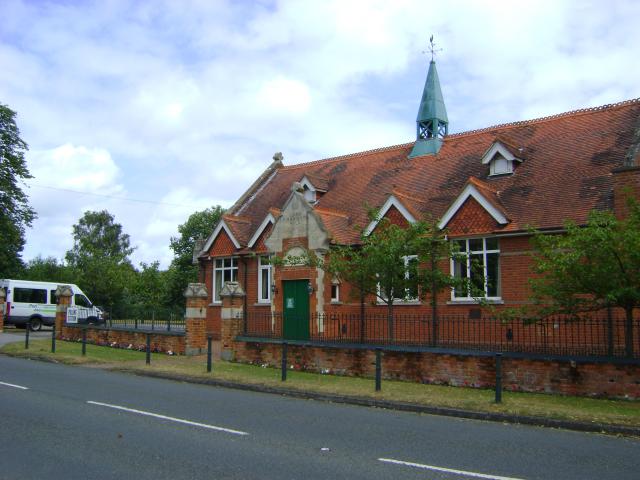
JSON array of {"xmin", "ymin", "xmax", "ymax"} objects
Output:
[{"xmin": 423, "ymin": 35, "xmax": 442, "ymax": 61}]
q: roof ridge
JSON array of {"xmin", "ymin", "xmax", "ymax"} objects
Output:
[
  {"xmin": 281, "ymin": 142, "xmax": 413, "ymax": 170},
  {"xmin": 448, "ymin": 97, "xmax": 640, "ymax": 139}
]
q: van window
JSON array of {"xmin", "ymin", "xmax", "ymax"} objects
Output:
[
  {"xmin": 14, "ymin": 288, "xmax": 47, "ymax": 304},
  {"xmin": 75, "ymin": 294, "xmax": 91, "ymax": 307},
  {"xmin": 50, "ymin": 290, "xmax": 57, "ymax": 304}
]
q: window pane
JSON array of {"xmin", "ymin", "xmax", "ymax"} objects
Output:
[
  {"xmin": 14, "ymin": 288, "xmax": 47, "ymax": 304},
  {"xmin": 214, "ymin": 271, "xmax": 223, "ymax": 301},
  {"xmin": 331, "ymin": 285, "xmax": 338, "ymax": 301},
  {"xmin": 455, "ymin": 240, "xmax": 466, "ymax": 252},
  {"xmin": 485, "ymin": 237, "xmax": 498, "ymax": 250},
  {"xmin": 470, "ymin": 253, "xmax": 485, "ymax": 295},
  {"xmin": 231, "ymin": 267, "xmax": 237, "ymax": 282},
  {"xmin": 50, "ymin": 290, "xmax": 57, "ymax": 304},
  {"xmin": 453, "ymin": 258, "xmax": 468, "ymax": 297},
  {"xmin": 261, "ymin": 269, "xmax": 269, "ymax": 300},
  {"xmin": 224, "ymin": 258, "xmax": 231, "ymax": 268},
  {"xmin": 469, "ymin": 239, "xmax": 483, "ymax": 252},
  {"xmin": 215, "ymin": 258, "xmax": 223, "ymax": 268},
  {"xmin": 486, "ymin": 253, "xmax": 500, "ymax": 297}
]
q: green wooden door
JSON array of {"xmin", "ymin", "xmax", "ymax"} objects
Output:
[{"xmin": 283, "ymin": 280, "xmax": 310, "ymax": 340}]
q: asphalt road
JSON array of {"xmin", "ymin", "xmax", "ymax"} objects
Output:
[{"xmin": 0, "ymin": 355, "xmax": 638, "ymax": 480}]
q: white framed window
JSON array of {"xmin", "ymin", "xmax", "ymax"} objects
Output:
[
  {"xmin": 377, "ymin": 255, "xmax": 419, "ymax": 303},
  {"xmin": 451, "ymin": 238, "xmax": 500, "ymax": 299},
  {"xmin": 213, "ymin": 257, "xmax": 238, "ymax": 303},
  {"xmin": 257, "ymin": 256, "xmax": 272, "ymax": 304},
  {"xmin": 489, "ymin": 154, "xmax": 512, "ymax": 175},
  {"xmin": 331, "ymin": 283, "xmax": 340, "ymax": 303}
]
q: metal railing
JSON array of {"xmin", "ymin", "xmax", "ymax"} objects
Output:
[
  {"xmin": 242, "ymin": 310, "xmax": 640, "ymax": 359},
  {"xmin": 66, "ymin": 305, "xmax": 185, "ymax": 332}
]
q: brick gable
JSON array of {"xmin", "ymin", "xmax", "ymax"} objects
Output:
[
  {"xmin": 253, "ymin": 223, "xmax": 273, "ymax": 253},
  {"xmin": 446, "ymin": 196, "xmax": 500, "ymax": 236},
  {"xmin": 208, "ymin": 229, "xmax": 237, "ymax": 256}
]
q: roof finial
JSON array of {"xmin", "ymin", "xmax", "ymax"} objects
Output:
[{"xmin": 423, "ymin": 34, "xmax": 442, "ymax": 62}]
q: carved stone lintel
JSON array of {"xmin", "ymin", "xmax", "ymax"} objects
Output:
[
  {"xmin": 55, "ymin": 285, "xmax": 73, "ymax": 298},
  {"xmin": 219, "ymin": 281, "xmax": 246, "ymax": 298},
  {"xmin": 0, "ymin": 288, "xmax": 5, "ymax": 300},
  {"xmin": 184, "ymin": 283, "xmax": 208, "ymax": 298}
]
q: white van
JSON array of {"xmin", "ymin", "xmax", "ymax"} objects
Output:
[{"xmin": 0, "ymin": 279, "xmax": 104, "ymax": 331}]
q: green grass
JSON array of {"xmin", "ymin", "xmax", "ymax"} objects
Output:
[{"xmin": 2, "ymin": 339, "xmax": 640, "ymax": 428}]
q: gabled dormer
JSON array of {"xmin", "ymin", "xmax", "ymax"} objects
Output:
[
  {"xmin": 300, "ymin": 174, "xmax": 329, "ymax": 204},
  {"xmin": 482, "ymin": 141, "xmax": 522, "ymax": 176}
]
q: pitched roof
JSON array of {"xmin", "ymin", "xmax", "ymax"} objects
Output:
[{"xmin": 214, "ymin": 98, "xmax": 640, "ymax": 249}]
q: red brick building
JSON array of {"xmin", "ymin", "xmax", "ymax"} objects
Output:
[{"xmin": 197, "ymin": 60, "xmax": 640, "ymax": 344}]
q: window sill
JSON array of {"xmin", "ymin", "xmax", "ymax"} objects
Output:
[
  {"xmin": 253, "ymin": 302, "xmax": 271, "ymax": 307},
  {"xmin": 330, "ymin": 301, "xmax": 342, "ymax": 305},
  {"xmin": 447, "ymin": 299, "xmax": 504, "ymax": 305},
  {"xmin": 376, "ymin": 300, "xmax": 421, "ymax": 306},
  {"xmin": 209, "ymin": 302, "xmax": 222, "ymax": 307}
]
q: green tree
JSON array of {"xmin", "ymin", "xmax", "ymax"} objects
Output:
[
  {"xmin": 0, "ymin": 104, "xmax": 36, "ymax": 276},
  {"xmin": 166, "ymin": 206, "xmax": 224, "ymax": 308},
  {"xmin": 413, "ymin": 217, "xmax": 467, "ymax": 346},
  {"xmin": 23, "ymin": 256, "xmax": 74, "ymax": 283},
  {"xmin": 530, "ymin": 200, "xmax": 640, "ymax": 356},
  {"xmin": 324, "ymin": 216, "xmax": 423, "ymax": 340},
  {"xmin": 65, "ymin": 210, "xmax": 135, "ymax": 312}
]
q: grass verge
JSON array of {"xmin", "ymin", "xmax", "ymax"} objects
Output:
[{"xmin": 3, "ymin": 339, "xmax": 639, "ymax": 428}]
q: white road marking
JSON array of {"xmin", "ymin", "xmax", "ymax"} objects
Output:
[
  {"xmin": 87, "ymin": 401, "xmax": 249, "ymax": 436},
  {"xmin": 378, "ymin": 458, "xmax": 526, "ymax": 480},
  {"xmin": 0, "ymin": 381, "xmax": 29, "ymax": 390}
]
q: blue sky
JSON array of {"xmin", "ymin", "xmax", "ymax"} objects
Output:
[{"xmin": 2, "ymin": 0, "xmax": 640, "ymax": 268}]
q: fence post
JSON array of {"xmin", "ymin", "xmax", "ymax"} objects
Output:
[
  {"xmin": 281, "ymin": 342, "xmax": 288, "ymax": 382},
  {"xmin": 0, "ymin": 287, "xmax": 5, "ymax": 333},
  {"xmin": 25, "ymin": 322, "xmax": 30, "ymax": 349},
  {"xmin": 607, "ymin": 307, "xmax": 614, "ymax": 357},
  {"xmin": 495, "ymin": 353, "xmax": 503, "ymax": 403},
  {"xmin": 51, "ymin": 323, "xmax": 56, "ymax": 353},
  {"xmin": 375, "ymin": 348, "xmax": 382, "ymax": 391},
  {"xmin": 207, "ymin": 336, "xmax": 212, "ymax": 373},
  {"xmin": 55, "ymin": 285, "xmax": 73, "ymax": 341},
  {"xmin": 81, "ymin": 328, "xmax": 87, "ymax": 356},
  {"xmin": 184, "ymin": 283, "xmax": 209, "ymax": 356},
  {"xmin": 146, "ymin": 333, "xmax": 151, "ymax": 365}
]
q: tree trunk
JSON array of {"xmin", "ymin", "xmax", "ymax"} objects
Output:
[
  {"xmin": 387, "ymin": 301, "xmax": 394, "ymax": 343},
  {"xmin": 625, "ymin": 306, "xmax": 634, "ymax": 358}
]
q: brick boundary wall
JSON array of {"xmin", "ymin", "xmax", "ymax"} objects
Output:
[
  {"xmin": 184, "ymin": 283, "xmax": 209, "ymax": 355},
  {"xmin": 230, "ymin": 341, "xmax": 640, "ymax": 399},
  {"xmin": 61, "ymin": 325, "xmax": 186, "ymax": 355}
]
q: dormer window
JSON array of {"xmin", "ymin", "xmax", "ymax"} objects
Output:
[
  {"xmin": 481, "ymin": 141, "xmax": 522, "ymax": 177},
  {"xmin": 303, "ymin": 184, "xmax": 316, "ymax": 203}
]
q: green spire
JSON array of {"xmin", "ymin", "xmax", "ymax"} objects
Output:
[{"xmin": 409, "ymin": 59, "xmax": 449, "ymax": 158}]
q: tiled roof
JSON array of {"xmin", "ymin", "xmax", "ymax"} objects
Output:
[{"xmin": 216, "ymin": 99, "xmax": 640, "ymax": 248}]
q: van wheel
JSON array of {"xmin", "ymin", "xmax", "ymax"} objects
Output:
[{"xmin": 29, "ymin": 317, "xmax": 43, "ymax": 331}]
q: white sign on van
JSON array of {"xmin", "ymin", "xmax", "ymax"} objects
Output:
[{"xmin": 66, "ymin": 307, "xmax": 78, "ymax": 324}]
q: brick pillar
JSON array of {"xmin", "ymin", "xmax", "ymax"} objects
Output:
[
  {"xmin": 55, "ymin": 285, "xmax": 73, "ymax": 340},
  {"xmin": 0, "ymin": 287, "xmax": 5, "ymax": 333},
  {"xmin": 184, "ymin": 283, "xmax": 208, "ymax": 356},
  {"xmin": 220, "ymin": 281, "xmax": 245, "ymax": 361}
]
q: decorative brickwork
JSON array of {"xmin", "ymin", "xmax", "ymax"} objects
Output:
[
  {"xmin": 220, "ymin": 282, "xmax": 245, "ymax": 361},
  {"xmin": 209, "ymin": 229, "xmax": 236, "ymax": 256},
  {"xmin": 55, "ymin": 285, "xmax": 73, "ymax": 340},
  {"xmin": 382, "ymin": 205, "xmax": 410, "ymax": 228},
  {"xmin": 446, "ymin": 197, "xmax": 500, "ymax": 236}
]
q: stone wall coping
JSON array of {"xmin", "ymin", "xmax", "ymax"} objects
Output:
[
  {"xmin": 234, "ymin": 336, "xmax": 640, "ymax": 366},
  {"xmin": 55, "ymin": 285, "xmax": 73, "ymax": 298},
  {"xmin": 220, "ymin": 281, "xmax": 246, "ymax": 297},
  {"xmin": 184, "ymin": 283, "xmax": 209, "ymax": 298}
]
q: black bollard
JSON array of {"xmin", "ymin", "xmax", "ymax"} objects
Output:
[
  {"xmin": 25, "ymin": 322, "xmax": 30, "ymax": 350},
  {"xmin": 281, "ymin": 342, "xmax": 288, "ymax": 382},
  {"xmin": 146, "ymin": 334, "xmax": 151, "ymax": 365},
  {"xmin": 51, "ymin": 323, "xmax": 56, "ymax": 353},
  {"xmin": 207, "ymin": 336, "xmax": 212, "ymax": 373},
  {"xmin": 81, "ymin": 328, "xmax": 87, "ymax": 356},
  {"xmin": 495, "ymin": 353, "xmax": 503, "ymax": 403},
  {"xmin": 375, "ymin": 348, "xmax": 382, "ymax": 392}
]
